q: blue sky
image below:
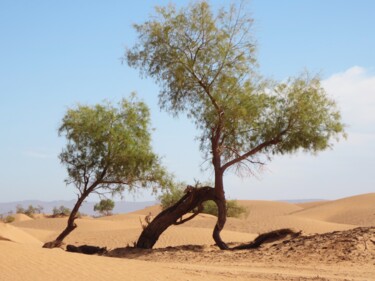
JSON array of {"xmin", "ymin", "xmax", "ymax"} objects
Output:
[{"xmin": 0, "ymin": 0, "xmax": 374, "ymax": 202}]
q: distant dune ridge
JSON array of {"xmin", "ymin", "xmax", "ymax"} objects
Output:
[
  {"xmin": 291, "ymin": 193, "xmax": 375, "ymax": 226},
  {"xmin": 1, "ymin": 193, "xmax": 374, "ymax": 281}
]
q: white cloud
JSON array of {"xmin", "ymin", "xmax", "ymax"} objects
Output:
[
  {"xmin": 322, "ymin": 66, "xmax": 375, "ymax": 133},
  {"xmin": 344, "ymin": 132, "xmax": 375, "ymax": 146},
  {"xmin": 229, "ymin": 67, "xmax": 375, "ymax": 200}
]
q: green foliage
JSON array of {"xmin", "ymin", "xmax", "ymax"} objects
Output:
[
  {"xmin": 0, "ymin": 213, "xmax": 15, "ymax": 223},
  {"xmin": 126, "ymin": 1, "xmax": 345, "ymax": 176},
  {"xmin": 159, "ymin": 185, "xmax": 247, "ymax": 218},
  {"xmin": 225, "ymin": 200, "xmax": 248, "ymax": 218},
  {"xmin": 52, "ymin": 205, "xmax": 71, "ymax": 217},
  {"xmin": 59, "ymin": 95, "xmax": 171, "ymax": 197},
  {"xmin": 24, "ymin": 206, "xmax": 36, "ymax": 218},
  {"xmin": 4, "ymin": 215, "xmax": 15, "ymax": 223},
  {"xmin": 94, "ymin": 199, "xmax": 115, "ymax": 216},
  {"xmin": 15, "ymin": 205, "xmax": 25, "ymax": 214},
  {"xmin": 43, "ymin": 96, "xmax": 172, "ymax": 246},
  {"xmin": 158, "ymin": 183, "xmax": 185, "ymax": 210},
  {"xmin": 15, "ymin": 204, "xmax": 44, "ymax": 218}
]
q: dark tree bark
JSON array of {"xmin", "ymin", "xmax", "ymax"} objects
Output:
[
  {"xmin": 43, "ymin": 192, "xmax": 90, "ymax": 248},
  {"xmin": 211, "ymin": 166, "xmax": 229, "ymax": 250},
  {"xmin": 212, "ymin": 195, "xmax": 228, "ymax": 250},
  {"xmin": 137, "ymin": 186, "xmax": 217, "ymax": 249},
  {"xmin": 136, "ymin": 184, "xmax": 230, "ymax": 250}
]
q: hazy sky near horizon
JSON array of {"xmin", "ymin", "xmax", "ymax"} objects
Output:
[{"xmin": 0, "ymin": 0, "xmax": 374, "ymax": 203}]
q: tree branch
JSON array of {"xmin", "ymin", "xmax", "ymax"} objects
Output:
[
  {"xmin": 173, "ymin": 204, "xmax": 203, "ymax": 225},
  {"xmin": 221, "ymin": 131, "xmax": 286, "ymax": 172}
]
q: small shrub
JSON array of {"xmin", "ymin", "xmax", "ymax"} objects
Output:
[
  {"xmin": 159, "ymin": 184, "xmax": 248, "ymax": 218},
  {"xmin": 15, "ymin": 204, "xmax": 40, "ymax": 218},
  {"xmin": 226, "ymin": 200, "xmax": 249, "ymax": 218},
  {"xmin": 94, "ymin": 199, "xmax": 115, "ymax": 216},
  {"xmin": 15, "ymin": 205, "xmax": 25, "ymax": 214},
  {"xmin": 52, "ymin": 205, "xmax": 71, "ymax": 217},
  {"xmin": 4, "ymin": 215, "xmax": 15, "ymax": 223},
  {"xmin": 76, "ymin": 212, "xmax": 85, "ymax": 218},
  {"xmin": 199, "ymin": 200, "xmax": 247, "ymax": 218},
  {"xmin": 24, "ymin": 205, "xmax": 37, "ymax": 218},
  {"xmin": 159, "ymin": 184, "xmax": 185, "ymax": 211},
  {"xmin": 35, "ymin": 205, "xmax": 44, "ymax": 214}
]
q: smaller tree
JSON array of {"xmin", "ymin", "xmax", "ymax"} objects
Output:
[
  {"xmin": 94, "ymin": 199, "xmax": 115, "ymax": 216},
  {"xmin": 43, "ymin": 95, "xmax": 169, "ymax": 248}
]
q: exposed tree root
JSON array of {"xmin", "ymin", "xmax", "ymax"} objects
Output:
[
  {"xmin": 232, "ymin": 228, "xmax": 302, "ymax": 250},
  {"xmin": 66, "ymin": 244, "xmax": 107, "ymax": 255}
]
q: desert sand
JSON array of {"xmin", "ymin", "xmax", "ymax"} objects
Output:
[{"xmin": 1, "ymin": 193, "xmax": 374, "ymax": 281}]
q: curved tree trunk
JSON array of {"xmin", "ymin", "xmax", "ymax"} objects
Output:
[
  {"xmin": 136, "ymin": 186, "xmax": 216, "ymax": 249},
  {"xmin": 43, "ymin": 194, "xmax": 87, "ymax": 248},
  {"xmin": 211, "ymin": 162, "xmax": 229, "ymax": 250},
  {"xmin": 212, "ymin": 196, "xmax": 228, "ymax": 250}
]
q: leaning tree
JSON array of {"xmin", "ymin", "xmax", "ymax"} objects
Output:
[
  {"xmin": 43, "ymin": 95, "xmax": 169, "ymax": 248},
  {"xmin": 126, "ymin": 1, "xmax": 345, "ymax": 249}
]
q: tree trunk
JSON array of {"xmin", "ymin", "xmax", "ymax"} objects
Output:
[
  {"xmin": 212, "ymin": 168, "xmax": 228, "ymax": 250},
  {"xmin": 43, "ymin": 194, "xmax": 87, "ymax": 248},
  {"xmin": 136, "ymin": 186, "xmax": 216, "ymax": 249},
  {"xmin": 212, "ymin": 195, "xmax": 228, "ymax": 249}
]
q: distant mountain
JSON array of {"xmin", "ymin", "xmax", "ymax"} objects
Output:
[{"xmin": 0, "ymin": 200, "xmax": 157, "ymax": 216}]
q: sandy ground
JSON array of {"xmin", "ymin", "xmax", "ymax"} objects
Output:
[{"xmin": 1, "ymin": 192, "xmax": 374, "ymax": 281}]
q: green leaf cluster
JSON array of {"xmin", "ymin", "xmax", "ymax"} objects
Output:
[
  {"xmin": 94, "ymin": 199, "xmax": 115, "ymax": 216},
  {"xmin": 15, "ymin": 204, "xmax": 43, "ymax": 218},
  {"xmin": 126, "ymin": 1, "xmax": 346, "ymax": 177},
  {"xmin": 52, "ymin": 205, "xmax": 71, "ymax": 217},
  {"xmin": 59, "ymin": 95, "xmax": 170, "ymax": 196}
]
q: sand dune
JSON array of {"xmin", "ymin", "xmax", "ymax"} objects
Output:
[
  {"xmin": 131, "ymin": 205, "xmax": 162, "ymax": 216},
  {"xmin": 12, "ymin": 213, "xmax": 34, "ymax": 222},
  {"xmin": 1, "ymin": 241, "xmax": 236, "ymax": 281},
  {"xmin": 12, "ymin": 214, "xmax": 256, "ymax": 249},
  {"xmin": 1, "ymin": 227, "xmax": 374, "ymax": 281},
  {"xmin": 2, "ymin": 193, "xmax": 375, "ymax": 281},
  {"xmin": 13, "ymin": 216, "xmax": 142, "ymax": 247},
  {"xmin": 238, "ymin": 200, "xmax": 302, "ymax": 216},
  {"xmin": 291, "ymin": 193, "xmax": 375, "ymax": 226},
  {"xmin": 224, "ymin": 200, "xmax": 354, "ymax": 234},
  {"xmin": 0, "ymin": 222, "xmax": 42, "ymax": 246},
  {"xmin": 296, "ymin": 200, "xmax": 328, "ymax": 209}
]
